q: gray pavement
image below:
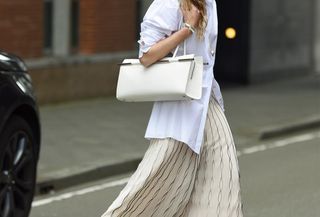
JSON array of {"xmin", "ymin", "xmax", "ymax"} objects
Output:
[
  {"xmin": 30, "ymin": 130, "xmax": 320, "ymax": 217},
  {"xmin": 35, "ymin": 74, "xmax": 320, "ymax": 194}
]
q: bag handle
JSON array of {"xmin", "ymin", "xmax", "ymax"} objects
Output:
[{"xmin": 172, "ymin": 14, "xmax": 186, "ymax": 58}]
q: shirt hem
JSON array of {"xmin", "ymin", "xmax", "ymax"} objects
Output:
[{"xmin": 144, "ymin": 134, "xmax": 200, "ymax": 155}]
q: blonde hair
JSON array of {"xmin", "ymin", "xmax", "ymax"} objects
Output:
[{"xmin": 180, "ymin": 0, "xmax": 208, "ymax": 40}]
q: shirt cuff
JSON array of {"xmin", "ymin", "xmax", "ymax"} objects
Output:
[
  {"xmin": 137, "ymin": 22, "xmax": 171, "ymax": 58},
  {"xmin": 138, "ymin": 37, "xmax": 153, "ymax": 59}
]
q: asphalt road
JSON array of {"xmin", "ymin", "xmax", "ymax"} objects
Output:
[{"xmin": 30, "ymin": 130, "xmax": 320, "ymax": 217}]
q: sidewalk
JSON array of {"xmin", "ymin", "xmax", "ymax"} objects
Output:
[{"xmin": 35, "ymin": 74, "xmax": 320, "ymax": 195}]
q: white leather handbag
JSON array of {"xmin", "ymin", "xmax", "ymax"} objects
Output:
[{"xmin": 116, "ymin": 18, "xmax": 203, "ymax": 102}]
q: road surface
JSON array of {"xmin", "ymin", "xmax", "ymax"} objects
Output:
[{"xmin": 30, "ymin": 130, "xmax": 320, "ymax": 217}]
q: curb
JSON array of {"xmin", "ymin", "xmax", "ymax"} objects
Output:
[
  {"xmin": 35, "ymin": 117, "xmax": 320, "ymax": 196},
  {"xmin": 35, "ymin": 157, "xmax": 142, "ymax": 196},
  {"xmin": 259, "ymin": 116, "xmax": 320, "ymax": 140}
]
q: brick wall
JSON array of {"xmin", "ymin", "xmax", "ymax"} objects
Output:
[
  {"xmin": 80, "ymin": 0, "xmax": 137, "ymax": 54},
  {"xmin": 0, "ymin": 0, "xmax": 43, "ymax": 58},
  {"xmin": 30, "ymin": 60, "xmax": 120, "ymax": 104}
]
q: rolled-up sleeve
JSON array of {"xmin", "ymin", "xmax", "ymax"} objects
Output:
[{"xmin": 138, "ymin": 0, "xmax": 181, "ymax": 58}]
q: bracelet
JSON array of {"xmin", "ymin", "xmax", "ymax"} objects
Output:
[{"xmin": 183, "ymin": 22, "xmax": 195, "ymax": 34}]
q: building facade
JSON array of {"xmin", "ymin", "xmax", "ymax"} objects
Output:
[
  {"xmin": 0, "ymin": 0, "xmax": 139, "ymax": 104},
  {"xmin": 0, "ymin": 0, "xmax": 319, "ymax": 104},
  {"xmin": 0, "ymin": 0, "xmax": 137, "ymax": 59},
  {"xmin": 0, "ymin": 0, "xmax": 43, "ymax": 58}
]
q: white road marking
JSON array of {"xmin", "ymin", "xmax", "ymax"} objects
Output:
[
  {"xmin": 32, "ymin": 177, "xmax": 130, "ymax": 207},
  {"xmin": 32, "ymin": 131, "xmax": 320, "ymax": 208},
  {"xmin": 237, "ymin": 132, "xmax": 320, "ymax": 156}
]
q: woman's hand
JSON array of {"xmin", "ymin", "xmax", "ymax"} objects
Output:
[
  {"xmin": 139, "ymin": 1, "xmax": 199, "ymax": 67},
  {"xmin": 180, "ymin": 2, "xmax": 200, "ymax": 28},
  {"xmin": 139, "ymin": 28, "xmax": 192, "ymax": 67}
]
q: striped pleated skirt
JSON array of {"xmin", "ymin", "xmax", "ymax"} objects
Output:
[{"xmin": 100, "ymin": 90, "xmax": 244, "ymax": 217}]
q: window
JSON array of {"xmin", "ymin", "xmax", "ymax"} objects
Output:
[
  {"xmin": 136, "ymin": 0, "xmax": 142, "ymax": 42},
  {"xmin": 44, "ymin": 0, "xmax": 53, "ymax": 53},
  {"xmin": 70, "ymin": 0, "xmax": 79, "ymax": 52}
]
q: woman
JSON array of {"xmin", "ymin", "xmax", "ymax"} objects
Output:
[{"xmin": 100, "ymin": 0, "xmax": 243, "ymax": 216}]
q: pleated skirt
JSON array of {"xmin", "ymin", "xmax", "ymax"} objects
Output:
[{"xmin": 100, "ymin": 90, "xmax": 244, "ymax": 217}]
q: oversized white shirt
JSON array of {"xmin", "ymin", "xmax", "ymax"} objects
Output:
[{"xmin": 138, "ymin": 0, "xmax": 224, "ymax": 154}]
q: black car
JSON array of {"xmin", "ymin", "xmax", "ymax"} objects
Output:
[{"xmin": 0, "ymin": 51, "xmax": 41, "ymax": 217}]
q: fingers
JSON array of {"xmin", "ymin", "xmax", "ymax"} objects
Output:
[
  {"xmin": 180, "ymin": 2, "xmax": 200, "ymax": 28},
  {"xmin": 181, "ymin": 4, "xmax": 198, "ymax": 17},
  {"xmin": 181, "ymin": 2, "xmax": 198, "ymax": 13}
]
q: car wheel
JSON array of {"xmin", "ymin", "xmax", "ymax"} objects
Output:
[{"xmin": 0, "ymin": 115, "xmax": 37, "ymax": 217}]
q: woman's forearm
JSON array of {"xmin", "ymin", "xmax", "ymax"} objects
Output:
[{"xmin": 139, "ymin": 28, "xmax": 192, "ymax": 67}]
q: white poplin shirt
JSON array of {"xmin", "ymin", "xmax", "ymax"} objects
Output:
[{"xmin": 138, "ymin": 0, "xmax": 224, "ymax": 154}]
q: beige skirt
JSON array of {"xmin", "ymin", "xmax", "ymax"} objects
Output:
[{"xmin": 100, "ymin": 90, "xmax": 244, "ymax": 217}]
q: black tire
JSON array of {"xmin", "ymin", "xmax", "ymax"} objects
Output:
[{"xmin": 0, "ymin": 115, "xmax": 38, "ymax": 217}]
